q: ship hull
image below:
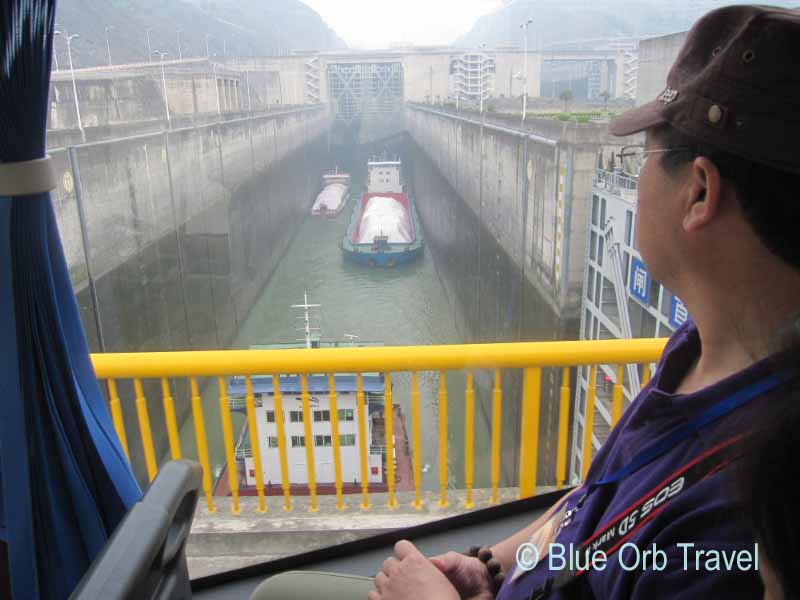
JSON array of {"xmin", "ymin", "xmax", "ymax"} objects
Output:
[{"xmin": 342, "ymin": 191, "xmax": 424, "ymax": 267}]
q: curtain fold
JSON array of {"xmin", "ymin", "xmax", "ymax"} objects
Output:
[{"xmin": 0, "ymin": 2, "xmax": 141, "ymax": 598}]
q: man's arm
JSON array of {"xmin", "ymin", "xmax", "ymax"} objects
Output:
[{"xmin": 490, "ymin": 487, "xmax": 579, "ymax": 573}]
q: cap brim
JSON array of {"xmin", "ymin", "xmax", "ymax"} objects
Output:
[{"xmin": 609, "ymin": 99, "xmax": 668, "ymax": 136}]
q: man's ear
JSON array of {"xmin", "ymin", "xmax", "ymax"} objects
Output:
[{"xmin": 683, "ymin": 157, "xmax": 723, "ymax": 232}]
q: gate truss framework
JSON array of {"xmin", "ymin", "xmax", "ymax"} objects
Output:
[{"xmin": 327, "ymin": 62, "xmax": 404, "ymax": 124}]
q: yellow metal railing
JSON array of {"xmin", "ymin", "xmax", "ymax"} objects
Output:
[{"xmin": 92, "ymin": 338, "xmax": 667, "ymax": 514}]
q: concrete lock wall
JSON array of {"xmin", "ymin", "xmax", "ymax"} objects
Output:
[
  {"xmin": 51, "ymin": 107, "xmax": 329, "ymax": 483},
  {"xmin": 637, "ymin": 32, "xmax": 687, "ymax": 107},
  {"xmin": 405, "ymin": 106, "xmax": 617, "ymax": 320},
  {"xmin": 406, "ymin": 106, "xmax": 643, "ymax": 319},
  {"xmin": 48, "ymin": 59, "xmax": 307, "ymax": 143}
]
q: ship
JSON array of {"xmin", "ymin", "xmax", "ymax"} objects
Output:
[
  {"xmin": 311, "ymin": 168, "xmax": 351, "ymax": 217},
  {"xmin": 212, "ymin": 294, "xmax": 413, "ymax": 497},
  {"xmin": 341, "ymin": 156, "xmax": 424, "ymax": 267}
]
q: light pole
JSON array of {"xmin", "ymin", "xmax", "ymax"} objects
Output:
[
  {"xmin": 55, "ymin": 30, "xmax": 83, "ymax": 140},
  {"xmin": 245, "ymin": 70, "xmax": 252, "ymax": 113},
  {"xmin": 146, "ymin": 28, "xmax": 154, "ymax": 62},
  {"xmin": 176, "ymin": 29, "xmax": 183, "ymax": 60},
  {"xmin": 105, "ymin": 25, "xmax": 114, "ymax": 66},
  {"xmin": 213, "ymin": 63, "xmax": 222, "ymax": 116},
  {"xmin": 153, "ymin": 51, "xmax": 171, "ymax": 128},
  {"xmin": 205, "ymin": 34, "xmax": 212, "ymax": 59},
  {"xmin": 479, "ymin": 43, "xmax": 487, "ymax": 114},
  {"xmin": 520, "ymin": 18, "xmax": 533, "ymax": 124},
  {"xmin": 53, "ymin": 22, "xmax": 60, "ymax": 71}
]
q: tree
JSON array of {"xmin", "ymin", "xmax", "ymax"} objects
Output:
[
  {"xmin": 599, "ymin": 90, "xmax": 611, "ymax": 113},
  {"xmin": 559, "ymin": 89, "xmax": 574, "ymax": 113}
]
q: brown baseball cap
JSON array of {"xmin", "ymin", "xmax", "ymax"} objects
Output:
[{"xmin": 609, "ymin": 4, "xmax": 800, "ymax": 175}]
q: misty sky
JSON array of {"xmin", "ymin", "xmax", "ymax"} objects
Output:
[{"xmin": 303, "ymin": 0, "xmax": 509, "ymax": 48}]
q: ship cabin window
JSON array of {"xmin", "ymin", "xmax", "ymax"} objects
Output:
[
  {"xmin": 268, "ymin": 436, "xmax": 279, "ymax": 448},
  {"xmin": 313, "ymin": 410, "xmax": 330, "ymax": 422},
  {"xmin": 290, "ymin": 411, "xmax": 304, "ymax": 423},
  {"xmin": 315, "ymin": 435, "xmax": 332, "ymax": 447},
  {"xmin": 291, "ymin": 435, "xmax": 305, "ymax": 447},
  {"xmin": 340, "ymin": 434, "xmax": 356, "ymax": 446},
  {"xmin": 338, "ymin": 409, "xmax": 354, "ymax": 421},
  {"xmin": 266, "ymin": 411, "xmax": 275, "ymax": 423}
]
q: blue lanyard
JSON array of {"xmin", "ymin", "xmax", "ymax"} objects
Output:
[{"xmin": 580, "ymin": 370, "xmax": 791, "ymax": 500}]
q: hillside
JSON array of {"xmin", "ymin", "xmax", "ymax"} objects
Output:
[
  {"xmin": 53, "ymin": 0, "xmax": 345, "ymax": 68},
  {"xmin": 456, "ymin": 0, "xmax": 800, "ymax": 49}
]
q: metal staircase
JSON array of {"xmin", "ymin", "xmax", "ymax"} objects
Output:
[{"xmin": 603, "ymin": 216, "xmax": 641, "ymax": 395}]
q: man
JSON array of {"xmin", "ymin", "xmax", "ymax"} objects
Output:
[{"xmin": 254, "ymin": 5, "xmax": 800, "ymax": 599}]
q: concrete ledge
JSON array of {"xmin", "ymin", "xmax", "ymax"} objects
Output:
[{"xmin": 188, "ymin": 486, "xmax": 561, "ymax": 578}]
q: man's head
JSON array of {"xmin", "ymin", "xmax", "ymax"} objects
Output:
[{"xmin": 609, "ymin": 5, "xmax": 800, "ymax": 289}]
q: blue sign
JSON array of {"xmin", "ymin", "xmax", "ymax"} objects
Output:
[
  {"xmin": 669, "ymin": 295, "xmax": 689, "ymax": 329},
  {"xmin": 629, "ymin": 257, "xmax": 650, "ymax": 305}
]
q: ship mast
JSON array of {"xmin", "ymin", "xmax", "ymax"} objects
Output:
[{"xmin": 291, "ymin": 291, "xmax": 321, "ymax": 348}]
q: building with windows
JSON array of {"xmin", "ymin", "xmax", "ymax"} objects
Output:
[
  {"xmin": 569, "ymin": 163, "xmax": 689, "ymax": 481},
  {"xmin": 227, "ymin": 349, "xmax": 388, "ymax": 489},
  {"xmin": 449, "ymin": 52, "xmax": 496, "ymax": 106}
]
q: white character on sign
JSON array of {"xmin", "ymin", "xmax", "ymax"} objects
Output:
[
  {"xmin": 674, "ymin": 299, "xmax": 688, "ymax": 325},
  {"xmin": 633, "ymin": 268, "xmax": 647, "ymax": 298}
]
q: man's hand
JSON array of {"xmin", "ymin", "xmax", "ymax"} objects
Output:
[
  {"xmin": 368, "ymin": 540, "xmax": 460, "ymax": 600},
  {"xmin": 430, "ymin": 551, "xmax": 495, "ymax": 600}
]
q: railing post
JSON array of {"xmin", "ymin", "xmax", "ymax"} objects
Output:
[
  {"xmin": 299, "ymin": 375, "xmax": 318, "ymax": 511},
  {"xmin": 356, "ymin": 374, "xmax": 370, "ymax": 509},
  {"xmin": 411, "ymin": 372, "xmax": 423, "ymax": 510},
  {"xmin": 518, "ymin": 367, "xmax": 541, "ymax": 498},
  {"xmin": 438, "ymin": 371, "xmax": 449, "ymax": 508},
  {"xmin": 611, "ymin": 364, "xmax": 625, "ymax": 426},
  {"xmin": 641, "ymin": 362, "xmax": 652, "ymax": 389},
  {"xmin": 582, "ymin": 366, "xmax": 597, "ymax": 480},
  {"xmin": 385, "ymin": 372, "xmax": 397, "ymax": 509},
  {"xmin": 464, "ymin": 370, "xmax": 475, "ymax": 509},
  {"xmin": 271, "ymin": 375, "xmax": 292, "ymax": 512},
  {"xmin": 217, "ymin": 377, "xmax": 239, "ymax": 515},
  {"xmin": 491, "ymin": 369, "xmax": 502, "ymax": 504},
  {"xmin": 556, "ymin": 367, "xmax": 570, "ymax": 488},
  {"xmin": 160, "ymin": 378, "xmax": 182, "ymax": 460},
  {"xmin": 106, "ymin": 379, "xmax": 130, "ymax": 461},
  {"xmin": 133, "ymin": 379, "xmax": 158, "ymax": 482},
  {"xmin": 192, "ymin": 377, "xmax": 216, "ymax": 513},
  {"xmin": 328, "ymin": 374, "xmax": 345, "ymax": 511}
]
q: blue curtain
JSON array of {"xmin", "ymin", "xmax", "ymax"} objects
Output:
[{"xmin": 0, "ymin": 2, "xmax": 141, "ymax": 598}]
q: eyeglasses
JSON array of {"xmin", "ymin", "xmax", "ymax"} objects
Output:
[{"xmin": 617, "ymin": 145, "xmax": 687, "ymax": 178}]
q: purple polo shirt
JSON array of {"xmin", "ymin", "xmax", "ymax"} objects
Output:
[{"xmin": 498, "ymin": 321, "xmax": 776, "ymax": 600}]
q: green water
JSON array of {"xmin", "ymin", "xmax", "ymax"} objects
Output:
[{"xmin": 177, "ymin": 174, "xmax": 492, "ymax": 492}]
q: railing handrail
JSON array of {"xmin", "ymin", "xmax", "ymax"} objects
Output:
[{"xmin": 90, "ymin": 338, "xmax": 667, "ymax": 379}]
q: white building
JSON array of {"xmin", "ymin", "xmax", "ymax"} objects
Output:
[
  {"xmin": 367, "ymin": 156, "xmax": 403, "ymax": 193},
  {"xmin": 449, "ymin": 52, "xmax": 496, "ymax": 106},
  {"xmin": 569, "ymin": 165, "xmax": 689, "ymax": 482},
  {"xmin": 230, "ymin": 366, "xmax": 385, "ymax": 488}
]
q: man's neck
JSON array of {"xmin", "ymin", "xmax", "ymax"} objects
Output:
[{"xmin": 673, "ymin": 263, "xmax": 800, "ymax": 395}]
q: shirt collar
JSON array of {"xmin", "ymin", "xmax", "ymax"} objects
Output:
[{"xmin": 649, "ymin": 320, "xmax": 787, "ymax": 423}]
